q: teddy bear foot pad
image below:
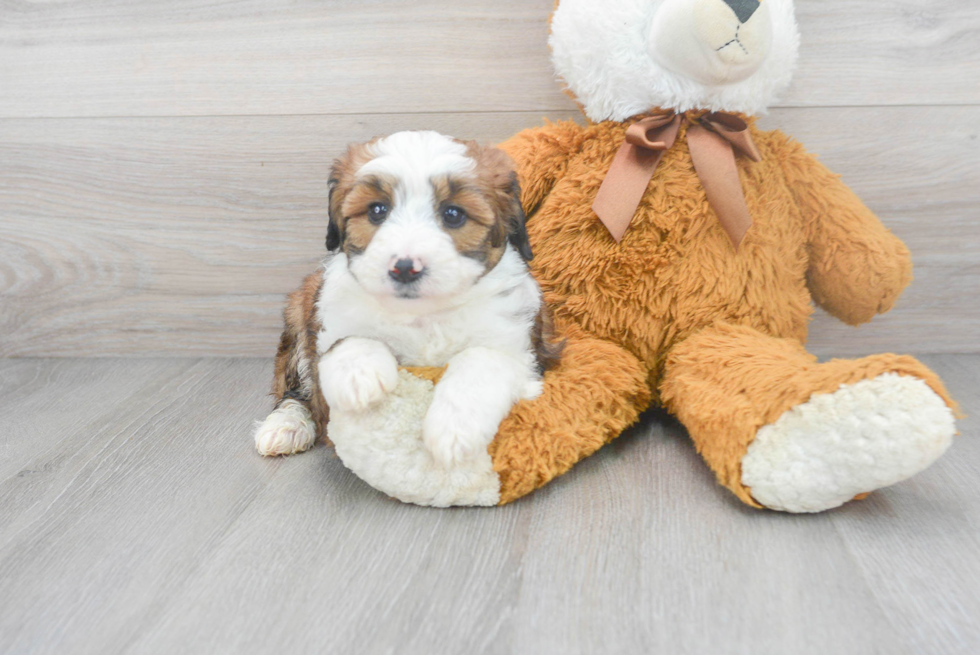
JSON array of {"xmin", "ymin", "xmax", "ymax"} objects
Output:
[
  {"xmin": 329, "ymin": 370, "xmax": 501, "ymax": 507},
  {"xmin": 741, "ymin": 373, "xmax": 956, "ymax": 513}
]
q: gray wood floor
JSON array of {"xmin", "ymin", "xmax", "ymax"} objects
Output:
[{"xmin": 0, "ymin": 355, "xmax": 977, "ymax": 655}]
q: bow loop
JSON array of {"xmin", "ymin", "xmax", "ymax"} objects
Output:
[{"xmin": 624, "ymin": 113, "xmax": 682, "ymax": 151}]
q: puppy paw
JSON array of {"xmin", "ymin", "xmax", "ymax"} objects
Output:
[
  {"xmin": 423, "ymin": 388, "xmax": 501, "ymax": 468},
  {"xmin": 320, "ymin": 338, "xmax": 399, "ymax": 413},
  {"xmin": 254, "ymin": 400, "xmax": 317, "ymax": 456}
]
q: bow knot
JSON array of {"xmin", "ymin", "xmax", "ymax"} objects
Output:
[{"xmin": 592, "ymin": 110, "xmax": 761, "ymax": 249}]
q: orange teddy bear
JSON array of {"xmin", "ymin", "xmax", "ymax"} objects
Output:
[{"xmin": 487, "ymin": 0, "xmax": 959, "ymax": 512}]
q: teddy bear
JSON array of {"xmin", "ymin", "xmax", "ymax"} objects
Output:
[{"xmin": 324, "ymin": 0, "xmax": 959, "ymax": 512}]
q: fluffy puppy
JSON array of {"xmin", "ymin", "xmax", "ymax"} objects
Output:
[{"xmin": 254, "ymin": 131, "xmax": 560, "ymax": 467}]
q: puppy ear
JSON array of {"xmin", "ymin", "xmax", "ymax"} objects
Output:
[
  {"xmin": 325, "ymin": 179, "xmax": 344, "ymax": 252},
  {"xmin": 505, "ymin": 173, "xmax": 533, "ymax": 261},
  {"xmin": 465, "ymin": 141, "xmax": 534, "ymax": 261},
  {"xmin": 326, "ymin": 142, "xmax": 374, "ymax": 252}
]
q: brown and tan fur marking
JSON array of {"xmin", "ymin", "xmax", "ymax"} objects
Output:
[
  {"xmin": 532, "ymin": 303, "xmax": 564, "ymax": 374},
  {"xmin": 271, "ymin": 270, "xmax": 329, "ymax": 441},
  {"xmin": 429, "ymin": 173, "xmax": 505, "ymax": 267},
  {"xmin": 340, "ymin": 174, "xmax": 396, "ymax": 257},
  {"xmin": 328, "ymin": 138, "xmax": 532, "ymax": 269},
  {"xmin": 462, "ymin": 141, "xmax": 534, "ymax": 264},
  {"xmin": 326, "ymin": 140, "xmax": 379, "ymax": 255}
]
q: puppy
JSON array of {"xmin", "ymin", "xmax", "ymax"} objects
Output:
[{"xmin": 254, "ymin": 131, "xmax": 561, "ymax": 467}]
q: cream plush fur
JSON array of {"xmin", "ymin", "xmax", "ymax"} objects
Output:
[
  {"xmin": 550, "ymin": 0, "xmax": 799, "ymax": 121},
  {"xmin": 742, "ymin": 374, "xmax": 955, "ymax": 513},
  {"xmin": 329, "ymin": 370, "xmax": 501, "ymax": 507}
]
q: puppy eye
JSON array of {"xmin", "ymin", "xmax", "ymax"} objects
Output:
[
  {"xmin": 367, "ymin": 202, "xmax": 388, "ymax": 225},
  {"xmin": 442, "ymin": 206, "xmax": 467, "ymax": 228}
]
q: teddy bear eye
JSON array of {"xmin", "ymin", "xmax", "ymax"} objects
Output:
[
  {"xmin": 367, "ymin": 202, "xmax": 389, "ymax": 225},
  {"xmin": 442, "ymin": 206, "xmax": 467, "ymax": 228}
]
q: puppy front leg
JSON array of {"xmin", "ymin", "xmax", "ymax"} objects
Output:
[
  {"xmin": 319, "ymin": 337, "xmax": 400, "ymax": 413},
  {"xmin": 423, "ymin": 347, "xmax": 540, "ymax": 468}
]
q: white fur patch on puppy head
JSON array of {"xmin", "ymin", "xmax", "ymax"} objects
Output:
[
  {"xmin": 550, "ymin": 0, "xmax": 800, "ymax": 121},
  {"xmin": 326, "ymin": 131, "xmax": 530, "ymax": 304}
]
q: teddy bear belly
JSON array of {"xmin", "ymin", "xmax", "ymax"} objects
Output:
[{"xmin": 527, "ymin": 182, "xmax": 813, "ymax": 383}]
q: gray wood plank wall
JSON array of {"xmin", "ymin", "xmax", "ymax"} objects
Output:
[{"xmin": 1, "ymin": 0, "xmax": 978, "ymax": 357}]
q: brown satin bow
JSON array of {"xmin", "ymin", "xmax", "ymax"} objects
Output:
[{"xmin": 591, "ymin": 110, "xmax": 762, "ymax": 249}]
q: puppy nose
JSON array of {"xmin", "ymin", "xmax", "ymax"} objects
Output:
[
  {"xmin": 389, "ymin": 257, "xmax": 424, "ymax": 284},
  {"xmin": 722, "ymin": 0, "xmax": 760, "ymax": 23}
]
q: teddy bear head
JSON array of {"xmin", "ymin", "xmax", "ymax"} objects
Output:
[{"xmin": 550, "ymin": 0, "xmax": 800, "ymax": 122}]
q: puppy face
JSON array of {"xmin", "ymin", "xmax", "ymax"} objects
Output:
[{"xmin": 327, "ymin": 131, "xmax": 531, "ymax": 302}]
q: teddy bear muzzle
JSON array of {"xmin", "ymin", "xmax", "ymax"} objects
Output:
[{"xmin": 648, "ymin": 0, "xmax": 774, "ymax": 85}]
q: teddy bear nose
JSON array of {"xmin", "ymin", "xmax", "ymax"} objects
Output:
[{"xmin": 722, "ymin": 0, "xmax": 760, "ymax": 24}]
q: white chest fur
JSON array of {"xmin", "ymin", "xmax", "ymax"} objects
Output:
[{"xmin": 315, "ymin": 247, "xmax": 540, "ymax": 367}]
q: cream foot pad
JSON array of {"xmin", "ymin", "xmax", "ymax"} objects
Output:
[
  {"xmin": 742, "ymin": 373, "xmax": 956, "ymax": 513},
  {"xmin": 328, "ymin": 370, "xmax": 501, "ymax": 507}
]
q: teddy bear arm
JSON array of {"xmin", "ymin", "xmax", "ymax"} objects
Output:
[
  {"xmin": 786, "ymin": 149, "xmax": 913, "ymax": 326},
  {"xmin": 497, "ymin": 121, "xmax": 586, "ymax": 218}
]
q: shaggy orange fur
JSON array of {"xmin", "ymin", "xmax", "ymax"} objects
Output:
[
  {"xmin": 489, "ymin": 323, "xmax": 650, "ymax": 503},
  {"xmin": 661, "ymin": 323, "xmax": 957, "ymax": 506},
  {"xmin": 468, "ymin": 112, "xmax": 960, "ymax": 506}
]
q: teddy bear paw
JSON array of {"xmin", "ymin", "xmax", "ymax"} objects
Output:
[{"xmin": 741, "ymin": 373, "xmax": 956, "ymax": 513}]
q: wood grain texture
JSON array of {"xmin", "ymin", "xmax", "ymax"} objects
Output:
[
  {"xmin": 0, "ymin": 0, "xmax": 977, "ymax": 119},
  {"xmin": 754, "ymin": 108, "xmax": 980, "ymax": 356},
  {"xmin": 2, "ymin": 106, "xmax": 977, "ymax": 357},
  {"xmin": 0, "ymin": 355, "xmax": 977, "ymax": 654},
  {"xmin": 0, "ymin": 111, "xmax": 577, "ymax": 357},
  {"xmin": 784, "ymin": 0, "xmax": 980, "ymax": 107}
]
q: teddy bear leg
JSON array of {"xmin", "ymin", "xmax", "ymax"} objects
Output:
[
  {"xmin": 488, "ymin": 329, "xmax": 652, "ymax": 504},
  {"xmin": 660, "ymin": 323, "xmax": 958, "ymax": 513}
]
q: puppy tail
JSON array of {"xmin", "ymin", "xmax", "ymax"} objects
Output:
[{"xmin": 532, "ymin": 304, "xmax": 565, "ymax": 375}]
